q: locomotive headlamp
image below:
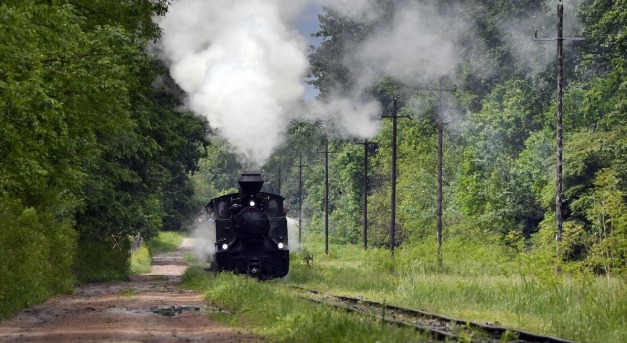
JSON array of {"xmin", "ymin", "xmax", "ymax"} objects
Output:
[
  {"xmin": 249, "ymin": 200, "xmax": 255, "ymax": 207},
  {"xmin": 222, "ymin": 243, "xmax": 228, "ymax": 250},
  {"xmin": 278, "ymin": 242, "xmax": 284, "ymax": 249}
]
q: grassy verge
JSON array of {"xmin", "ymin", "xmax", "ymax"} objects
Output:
[
  {"xmin": 287, "ymin": 237, "xmax": 626, "ymax": 343},
  {"xmin": 129, "ymin": 231, "xmax": 186, "ymax": 275},
  {"xmin": 181, "ymin": 266, "xmax": 424, "ymax": 342},
  {"xmin": 129, "ymin": 245, "xmax": 151, "ymax": 274},
  {"xmin": 147, "ymin": 231, "xmax": 185, "ymax": 254}
]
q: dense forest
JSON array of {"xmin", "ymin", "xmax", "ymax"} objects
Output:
[
  {"xmin": 0, "ymin": 0, "xmax": 206, "ymax": 318},
  {"xmin": 0, "ymin": 0, "xmax": 625, "ymax": 322}
]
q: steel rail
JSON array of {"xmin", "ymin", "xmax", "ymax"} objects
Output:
[{"xmin": 291, "ymin": 286, "xmax": 579, "ymax": 343}]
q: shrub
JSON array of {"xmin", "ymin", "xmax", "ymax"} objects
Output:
[
  {"xmin": 74, "ymin": 237, "xmax": 130, "ymax": 282},
  {"xmin": 130, "ymin": 245, "xmax": 152, "ymax": 274},
  {"xmin": 147, "ymin": 231, "xmax": 184, "ymax": 254},
  {"xmin": 0, "ymin": 197, "xmax": 76, "ymax": 320}
]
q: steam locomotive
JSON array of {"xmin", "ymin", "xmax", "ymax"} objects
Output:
[{"xmin": 205, "ymin": 172, "xmax": 289, "ymax": 279}]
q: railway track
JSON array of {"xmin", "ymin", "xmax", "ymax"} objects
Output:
[{"xmin": 291, "ymin": 286, "xmax": 578, "ymax": 343}]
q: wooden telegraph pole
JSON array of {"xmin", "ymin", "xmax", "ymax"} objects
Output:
[
  {"xmin": 381, "ymin": 97, "xmax": 411, "ymax": 255},
  {"xmin": 436, "ymin": 85, "xmax": 445, "ymax": 267},
  {"xmin": 412, "ymin": 80, "xmax": 455, "ymax": 267},
  {"xmin": 317, "ymin": 134, "xmax": 334, "ymax": 255},
  {"xmin": 534, "ymin": 0, "xmax": 583, "ymax": 268},
  {"xmin": 277, "ymin": 169, "xmax": 283, "ymax": 195},
  {"xmin": 435, "ymin": 79, "xmax": 456, "ymax": 268},
  {"xmin": 297, "ymin": 152, "xmax": 308, "ymax": 245},
  {"xmin": 324, "ymin": 135, "xmax": 329, "ymax": 255},
  {"xmin": 555, "ymin": 1, "xmax": 564, "ymax": 260},
  {"xmin": 355, "ymin": 140, "xmax": 379, "ymax": 250}
]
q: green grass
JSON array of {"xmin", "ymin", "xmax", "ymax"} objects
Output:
[
  {"xmin": 147, "ymin": 231, "xmax": 185, "ymax": 254},
  {"xmin": 286, "ymin": 236, "xmax": 627, "ymax": 343},
  {"xmin": 129, "ymin": 245, "xmax": 151, "ymax": 274},
  {"xmin": 119, "ymin": 287, "xmax": 141, "ymax": 297},
  {"xmin": 181, "ymin": 266, "xmax": 425, "ymax": 342},
  {"xmin": 129, "ymin": 231, "xmax": 186, "ymax": 275}
]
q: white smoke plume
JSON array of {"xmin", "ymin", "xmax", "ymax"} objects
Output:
[
  {"xmin": 191, "ymin": 215, "xmax": 216, "ymax": 264},
  {"xmin": 155, "ymin": 0, "xmax": 309, "ymax": 166},
  {"xmin": 286, "ymin": 217, "xmax": 302, "ymax": 252},
  {"xmin": 155, "ymin": 0, "xmax": 470, "ymax": 165},
  {"xmin": 304, "ymin": 96, "xmax": 382, "ymax": 139},
  {"xmin": 498, "ymin": 0, "xmax": 583, "ymax": 74},
  {"xmin": 315, "ymin": 0, "xmax": 468, "ymax": 129},
  {"xmin": 347, "ymin": 1, "xmax": 463, "ymax": 89}
]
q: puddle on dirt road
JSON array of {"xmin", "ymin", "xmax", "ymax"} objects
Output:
[
  {"xmin": 103, "ymin": 305, "xmax": 228, "ymax": 317},
  {"xmin": 151, "ymin": 305, "xmax": 230, "ymax": 317}
]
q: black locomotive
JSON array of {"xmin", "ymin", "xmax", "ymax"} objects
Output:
[{"xmin": 205, "ymin": 172, "xmax": 289, "ymax": 279}]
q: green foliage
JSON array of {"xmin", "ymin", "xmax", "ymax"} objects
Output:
[
  {"xmin": 0, "ymin": 197, "xmax": 76, "ymax": 320},
  {"xmin": 457, "ymin": 79, "xmax": 549, "ymax": 236},
  {"xmin": 147, "ymin": 231, "xmax": 185, "ymax": 254},
  {"xmin": 0, "ymin": 0, "xmax": 204, "ymax": 319},
  {"xmin": 0, "ymin": 0, "xmax": 204, "ymax": 283},
  {"xmin": 583, "ymin": 168, "xmax": 627, "ymax": 275},
  {"xmin": 191, "ymin": 137, "xmax": 243, "ymax": 208},
  {"xmin": 73, "ymin": 238, "xmax": 130, "ymax": 282},
  {"xmin": 129, "ymin": 245, "xmax": 152, "ymax": 275}
]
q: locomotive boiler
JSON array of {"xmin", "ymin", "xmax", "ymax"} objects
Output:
[{"xmin": 205, "ymin": 172, "xmax": 289, "ymax": 279}]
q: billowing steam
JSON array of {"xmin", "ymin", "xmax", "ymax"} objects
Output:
[
  {"xmin": 346, "ymin": 1, "xmax": 463, "ymax": 89},
  {"xmin": 286, "ymin": 217, "xmax": 302, "ymax": 252},
  {"xmin": 154, "ymin": 1, "xmax": 470, "ymax": 165},
  {"xmin": 155, "ymin": 0, "xmax": 582, "ymax": 166},
  {"xmin": 155, "ymin": 0, "xmax": 309, "ymax": 166},
  {"xmin": 191, "ymin": 215, "xmax": 216, "ymax": 263},
  {"xmin": 319, "ymin": 1, "xmax": 468, "ymax": 128}
]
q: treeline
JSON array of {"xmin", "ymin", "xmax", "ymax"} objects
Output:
[
  {"xmin": 201, "ymin": 0, "xmax": 625, "ymax": 276},
  {"xmin": 0, "ymin": 0, "xmax": 205, "ymax": 318}
]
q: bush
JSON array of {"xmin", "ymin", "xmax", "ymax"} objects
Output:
[
  {"xmin": 0, "ymin": 197, "xmax": 76, "ymax": 320},
  {"xmin": 74, "ymin": 238, "xmax": 130, "ymax": 282},
  {"xmin": 130, "ymin": 245, "xmax": 152, "ymax": 274},
  {"xmin": 147, "ymin": 231, "xmax": 184, "ymax": 254}
]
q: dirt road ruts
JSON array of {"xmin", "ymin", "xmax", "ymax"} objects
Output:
[{"xmin": 0, "ymin": 238, "xmax": 260, "ymax": 343}]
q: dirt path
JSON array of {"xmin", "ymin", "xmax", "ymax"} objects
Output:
[{"xmin": 0, "ymin": 239, "xmax": 260, "ymax": 342}]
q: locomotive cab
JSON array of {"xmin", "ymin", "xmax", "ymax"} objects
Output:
[{"xmin": 207, "ymin": 172, "xmax": 289, "ymax": 279}]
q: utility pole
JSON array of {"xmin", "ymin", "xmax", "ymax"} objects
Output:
[
  {"xmin": 381, "ymin": 97, "xmax": 411, "ymax": 255},
  {"xmin": 436, "ymin": 83, "xmax": 444, "ymax": 267},
  {"xmin": 354, "ymin": 140, "xmax": 379, "ymax": 250},
  {"xmin": 324, "ymin": 135, "xmax": 329, "ymax": 255},
  {"xmin": 534, "ymin": 0, "xmax": 583, "ymax": 268},
  {"xmin": 435, "ymin": 79, "xmax": 456, "ymax": 268},
  {"xmin": 556, "ymin": 1, "xmax": 564, "ymax": 258},
  {"xmin": 297, "ymin": 152, "xmax": 309, "ymax": 246},
  {"xmin": 317, "ymin": 134, "xmax": 332, "ymax": 255},
  {"xmin": 265, "ymin": 168, "xmax": 286, "ymax": 195},
  {"xmin": 411, "ymin": 81, "xmax": 455, "ymax": 266}
]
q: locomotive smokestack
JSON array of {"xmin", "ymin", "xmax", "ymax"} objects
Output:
[{"xmin": 238, "ymin": 172, "xmax": 265, "ymax": 194}]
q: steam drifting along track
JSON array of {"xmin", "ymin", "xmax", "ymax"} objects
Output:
[{"xmin": 291, "ymin": 286, "xmax": 578, "ymax": 343}]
